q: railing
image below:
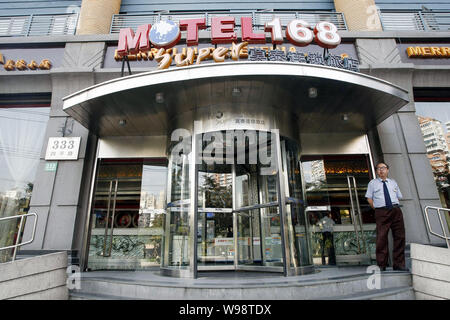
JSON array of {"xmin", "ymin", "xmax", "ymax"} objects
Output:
[
  {"xmin": 110, "ymin": 11, "xmax": 348, "ymax": 33},
  {"xmin": 424, "ymin": 206, "xmax": 450, "ymax": 248},
  {"xmin": 0, "ymin": 213, "xmax": 38, "ymax": 262},
  {"xmin": 380, "ymin": 10, "xmax": 450, "ymax": 31},
  {"xmin": 0, "ymin": 13, "xmax": 79, "ymax": 37}
]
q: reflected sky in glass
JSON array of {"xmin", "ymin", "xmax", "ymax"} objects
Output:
[{"xmin": 0, "ymin": 107, "xmax": 50, "ymax": 193}]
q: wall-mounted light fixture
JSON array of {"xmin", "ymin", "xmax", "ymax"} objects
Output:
[
  {"xmin": 308, "ymin": 87, "xmax": 318, "ymax": 98},
  {"xmin": 155, "ymin": 92, "xmax": 164, "ymax": 103}
]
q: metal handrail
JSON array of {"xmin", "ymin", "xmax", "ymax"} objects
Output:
[
  {"xmin": 347, "ymin": 175, "xmax": 368, "ymax": 255},
  {"xmin": 0, "ymin": 13, "xmax": 78, "ymax": 37},
  {"xmin": 110, "ymin": 11, "xmax": 348, "ymax": 33},
  {"xmin": 424, "ymin": 206, "xmax": 450, "ymax": 248},
  {"xmin": 379, "ymin": 10, "xmax": 450, "ymax": 31},
  {"xmin": 0, "ymin": 212, "xmax": 37, "ymax": 262}
]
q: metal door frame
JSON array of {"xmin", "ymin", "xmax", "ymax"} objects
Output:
[
  {"xmin": 196, "ymin": 161, "xmax": 285, "ymax": 273},
  {"xmin": 99, "ymin": 179, "xmax": 119, "ymax": 257},
  {"xmin": 195, "ymin": 130, "xmax": 289, "ymax": 275}
]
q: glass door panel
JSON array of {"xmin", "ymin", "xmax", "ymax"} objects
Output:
[
  {"xmin": 234, "ymin": 131, "xmax": 283, "ymax": 270},
  {"xmin": 136, "ymin": 164, "xmax": 168, "ymax": 267},
  {"xmin": 301, "ymin": 155, "xmax": 375, "ymax": 266},
  {"xmin": 163, "ymin": 153, "xmax": 190, "ymax": 269},
  {"xmin": 197, "ymin": 163, "xmax": 233, "ymax": 267},
  {"xmin": 235, "ymin": 165, "xmax": 263, "ymax": 267},
  {"xmin": 282, "ymin": 138, "xmax": 312, "ymax": 268},
  {"xmin": 260, "ymin": 206, "xmax": 283, "ymax": 265},
  {"xmin": 87, "ymin": 159, "xmax": 167, "ymax": 270},
  {"xmin": 236, "ymin": 209, "xmax": 262, "ymax": 265}
]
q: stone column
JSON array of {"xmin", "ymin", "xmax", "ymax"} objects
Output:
[
  {"xmin": 334, "ymin": 0, "xmax": 382, "ymax": 31},
  {"xmin": 356, "ymin": 38, "xmax": 445, "ymax": 246},
  {"xmin": 77, "ymin": 0, "xmax": 122, "ymax": 35}
]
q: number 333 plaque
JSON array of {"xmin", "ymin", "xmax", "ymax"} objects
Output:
[{"xmin": 45, "ymin": 137, "xmax": 81, "ymax": 160}]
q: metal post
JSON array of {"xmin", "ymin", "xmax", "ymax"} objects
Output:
[
  {"xmin": 188, "ymin": 133, "xmax": 199, "ymax": 278},
  {"xmin": 438, "ymin": 208, "xmax": 450, "ymax": 248},
  {"xmin": 162, "ymin": 154, "xmax": 173, "ymax": 268},
  {"xmin": 102, "ymin": 180, "xmax": 113, "ymax": 256},
  {"xmin": 417, "ymin": 12, "xmax": 428, "ymax": 31},
  {"xmin": 377, "ymin": 9, "xmax": 385, "ymax": 31},
  {"xmin": 347, "ymin": 176, "xmax": 362, "ymax": 253},
  {"xmin": 26, "ymin": 14, "xmax": 33, "ymax": 36},
  {"xmin": 281, "ymin": 140, "xmax": 298, "ymax": 269},
  {"xmin": 12, "ymin": 215, "xmax": 25, "ymax": 261},
  {"xmin": 107, "ymin": 179, "xmax": 119, "ymax": 257},
  {"xmin": 80, "ymin": 138, "xmax": 100, "ymax": 271},
  {"xmin": 351, "ymin": 176, "xmax": 367, "ymax": 254},
  {"xmin": 232, "ymin": 163, "xmax": 238, "ymax": 269},
  {"xmin": 274, "ymin": 130, "xmax": 291, "ymax": 276},
  {"xmin": 121, "ymin": 55, "xmax": 132, "ymax": 77},
  {"xmin": 109, "ymin": 14, "xmax": 116, "ymax": 34}
]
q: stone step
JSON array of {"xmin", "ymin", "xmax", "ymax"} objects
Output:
[
  {"xmin": 69, "ymin": 269, "xmax": 413, "ymax": 300},
  {"xmin": 69, "ymin": 291, "xmax": 136, "ymax": 300},
  {"xmin": 323, "ymin": 286, "xmax": 415, "ymax": 300}
]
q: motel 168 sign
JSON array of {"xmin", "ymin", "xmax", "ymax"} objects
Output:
[{"xmin": 115, "ymin": 16, "xmax": 358, "ymax": 71}]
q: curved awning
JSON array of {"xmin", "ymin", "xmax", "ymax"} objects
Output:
[{"xmin": 63, "ymin": 62, "xmax": 409, "ymax": 136}]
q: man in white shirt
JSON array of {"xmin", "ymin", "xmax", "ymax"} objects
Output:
[{"xmin": 365, "ymin": 162, "xmax": 407, "ymax": 271}]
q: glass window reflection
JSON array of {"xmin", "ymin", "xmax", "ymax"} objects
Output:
[{"xmin": 0, "ymin": 106, "xmax": 50, "ymax": 263}]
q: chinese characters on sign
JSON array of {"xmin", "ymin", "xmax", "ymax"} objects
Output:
[
  {"xmin": 235, "ymin": 118, "xmax": 265, "ymax": 125},
  {"xmin": 248, "ymin": 48, "xmax": 359, "ymax": 72},
  {"xmin": 0, "ymin": 51, "xmax": 52, "ymax": 71},
  {"xmin": 114, "ymin": 44, "xmax": 359, "ymax": 73},
  {"xmin": 45, "ymin": 137, "xmax": 81, "ymax": 160}
]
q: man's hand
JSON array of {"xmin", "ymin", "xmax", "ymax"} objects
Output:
[{"xmin": 367, "ymin": 198, "xmax": 375, "ymax": 209}]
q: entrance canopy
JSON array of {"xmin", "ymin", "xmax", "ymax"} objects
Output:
[{"xmin": 63, "ymin": 62, "xmax": 409, "ymax": 136}]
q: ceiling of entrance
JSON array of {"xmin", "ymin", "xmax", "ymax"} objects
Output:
[{"xmin": 63, "ymin": 62, "xmax": 409, "ymax": 136}]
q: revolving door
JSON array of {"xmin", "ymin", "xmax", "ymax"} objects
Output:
[{"xmin": 161, "ymin": 130, "xmax": 313, "ymax": 277}]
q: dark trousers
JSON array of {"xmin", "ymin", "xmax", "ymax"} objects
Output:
[
  {"xmin": 375, "ymin": 207, "xmax": 406, "ymax": 269},
  {"xmin": 320, "ymin": 232, "xmax": 336, "ymax": 265}
]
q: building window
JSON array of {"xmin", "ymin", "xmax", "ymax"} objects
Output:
[
  {"xmin": 415, "ymin": 92, "xmax": 450, "ymax": 212},
  {"xmin": 0, "ymin": 93, "xmax": 51, "ymax": 262},
  {"xmin": 87, "ymin": 158, "xmax": 168, "ymax": 270}
]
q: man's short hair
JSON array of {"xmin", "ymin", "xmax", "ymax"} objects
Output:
[{"xmin": 376, "ymin": 162, "xmax": 389, "ymax": 169}]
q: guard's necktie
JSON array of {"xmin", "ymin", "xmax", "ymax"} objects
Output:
[{"xmin": 382, "ymin": 180, "xmax": 393, "ymax": 209}]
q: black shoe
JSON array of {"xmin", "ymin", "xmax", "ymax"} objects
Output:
[
  {"xmin": 393, "ymin": 267, "xmax": 409, "ymax": 272},
  {"xmin": 379, "ymin": 266, "xmax": 386, "ymax": 271}
]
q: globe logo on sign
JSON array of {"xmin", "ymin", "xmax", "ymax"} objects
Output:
[{"xmin": 149, "ymin": 20, "xmax": 181, "ymax": 48}]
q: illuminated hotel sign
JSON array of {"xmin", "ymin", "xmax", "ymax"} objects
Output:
[
  {"xmin": 0, "ymin": 47, "xmax": 64, "ymax": 72},
  {"xmin": 406, "ymin": 46, "xmax": 450, "ymax": 58},
  {"xmin": 114, "ymin": 16, "xmax": 359, "ymax": 71},
  {"xmin": 0, "ymin": 52, "xmax": 52, "ymax": 71}
]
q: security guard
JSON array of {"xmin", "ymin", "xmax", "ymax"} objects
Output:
[{"xmin": 365, "ymin": 162, "xmax": 407, "ymax": 271}]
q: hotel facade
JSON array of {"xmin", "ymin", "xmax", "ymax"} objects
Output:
[{"xmin": 0, "ymin": 0, "xmax": 449, "ymax": 282}]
